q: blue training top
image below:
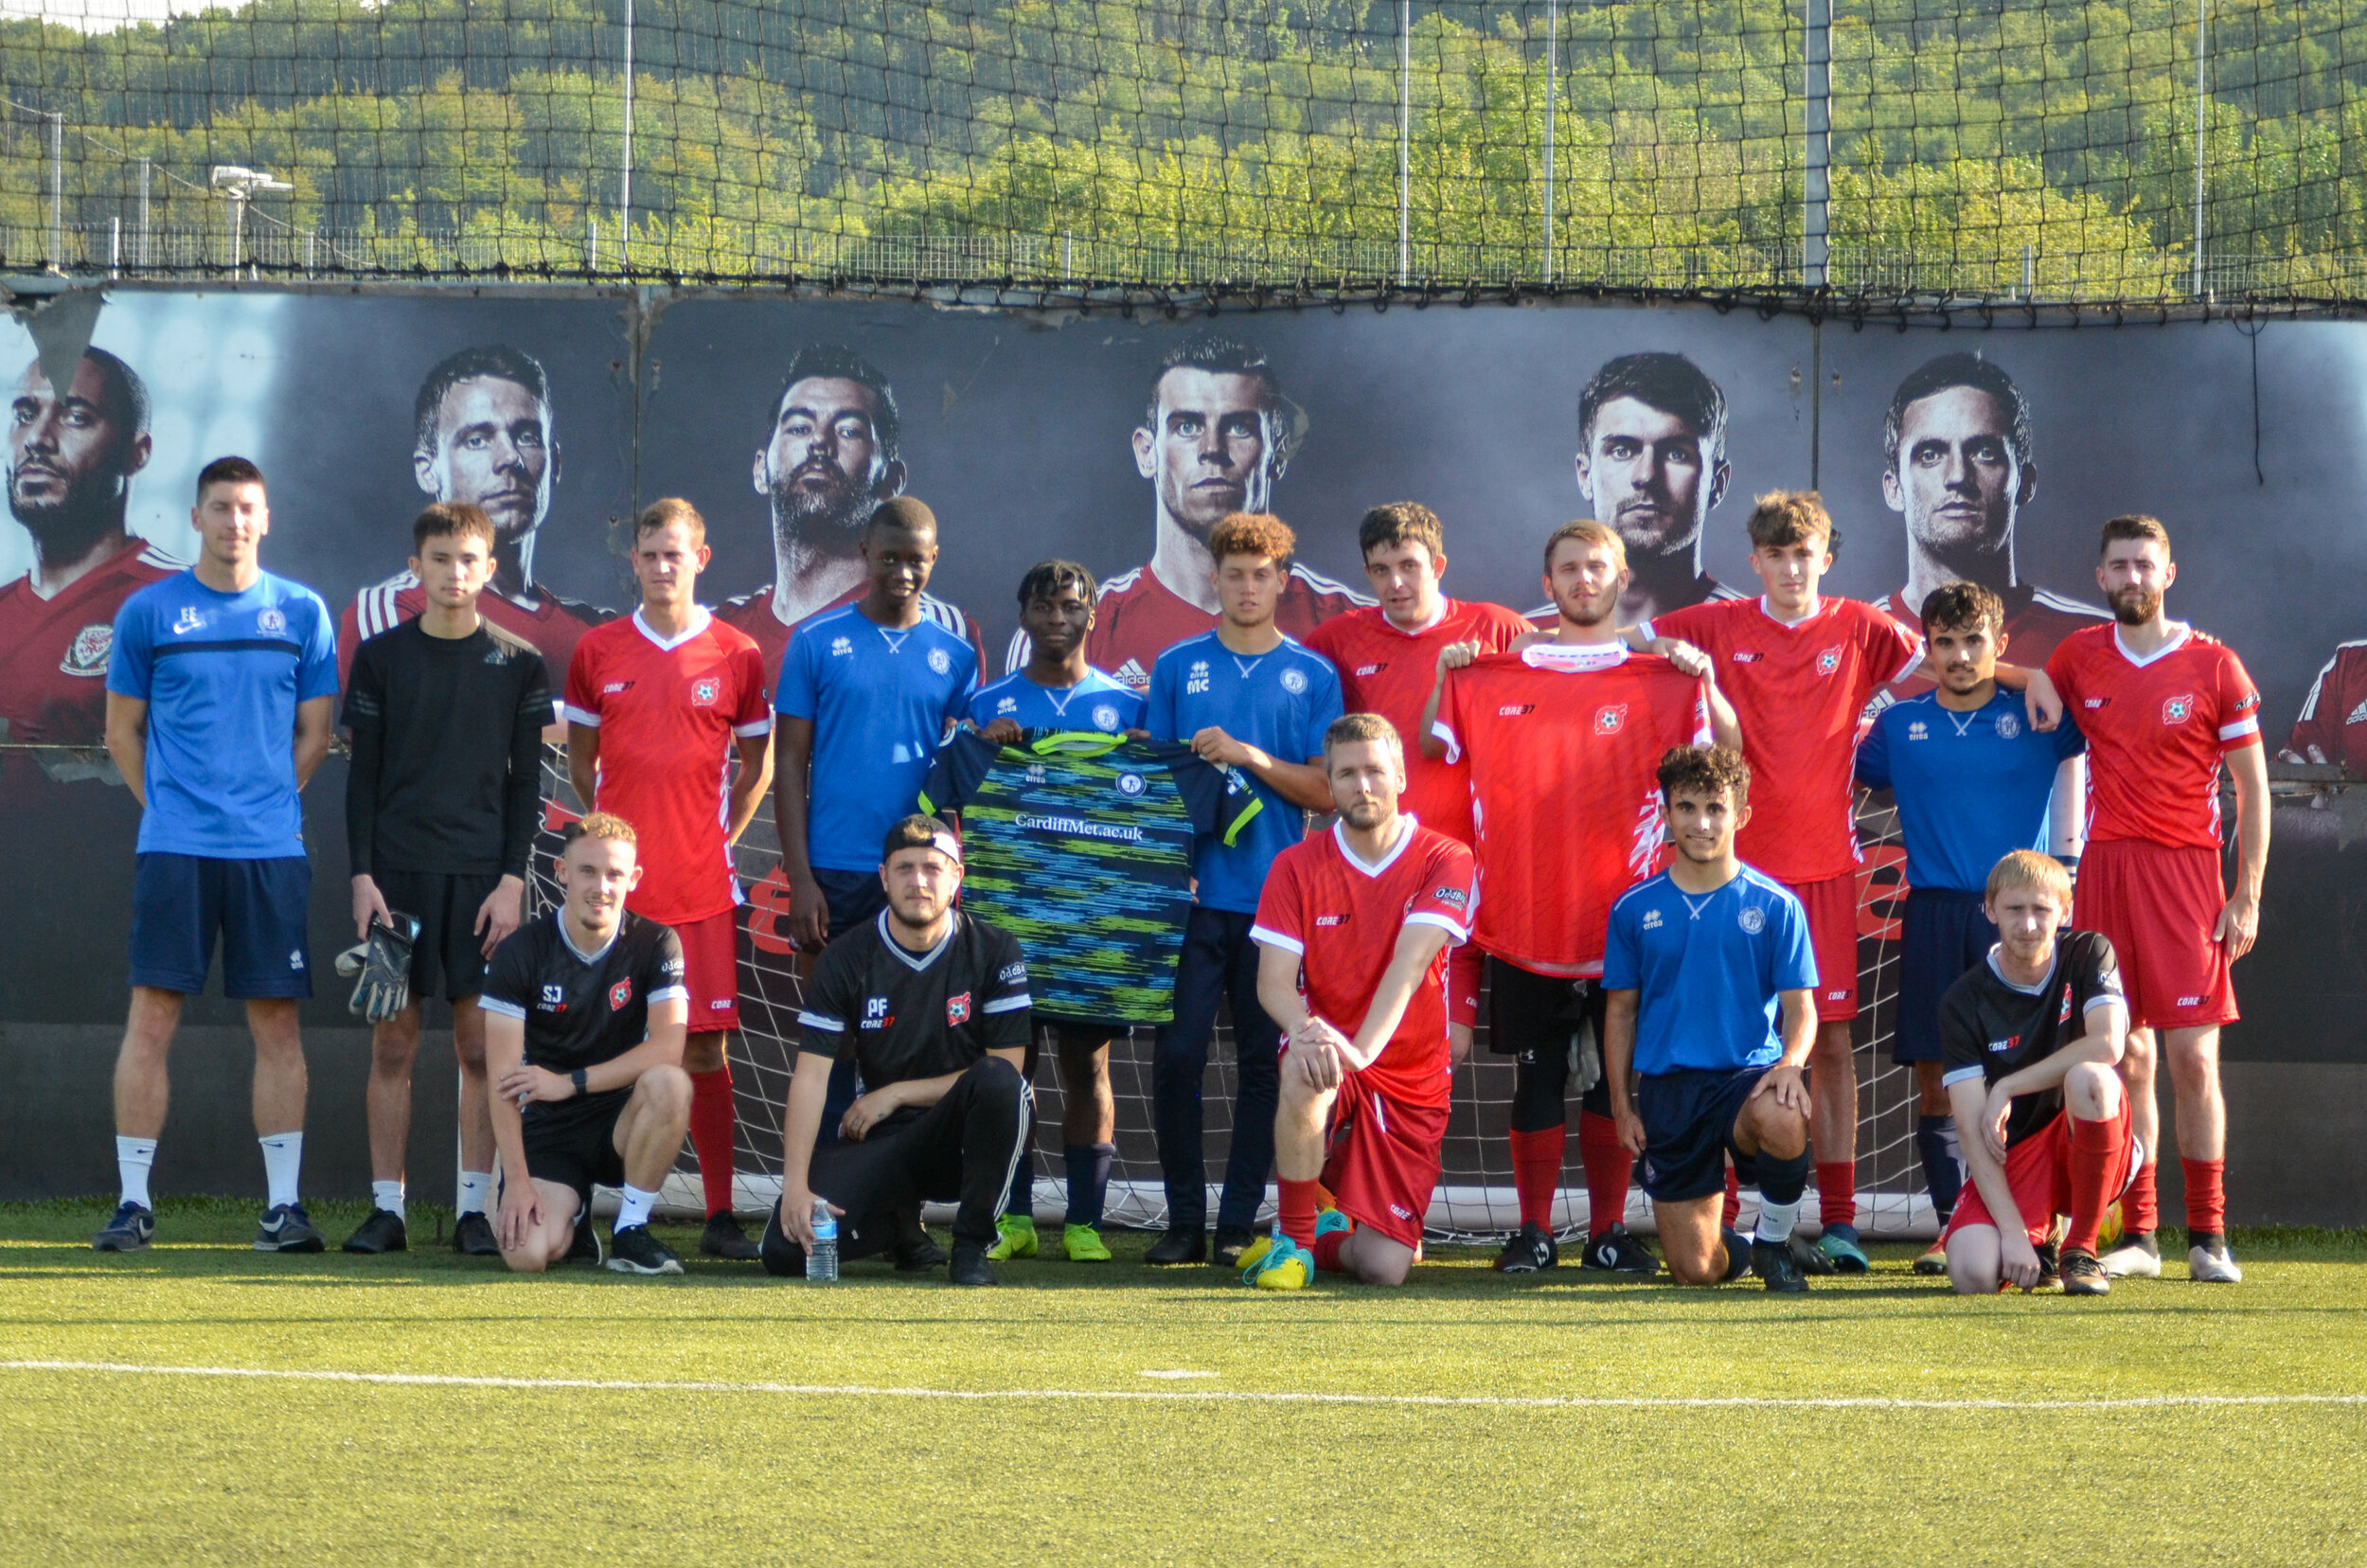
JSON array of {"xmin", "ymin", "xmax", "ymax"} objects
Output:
[
  {"xmin": 1857, "ymin": 687, "xmax": 2085, "ymax": 893},
  {"xmin": 1602, "ymin": 865, "xmax": 1818, "ymax": 1075},
  {"xmin": 106, "ymin": 568, "xmax": 339, "ymax": 859},
  {"xmin": 968, "ymin": 667, "xmax": 1145, "ymax": 736}
]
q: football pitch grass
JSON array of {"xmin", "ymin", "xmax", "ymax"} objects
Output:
[{"xmin": 2, "ymin": 1201, "xmax": 2362, "ymax": 1565}]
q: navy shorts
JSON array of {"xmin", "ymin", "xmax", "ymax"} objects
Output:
[
  {"xmin": 1895, "ymin": 887, "xmax": 1998, "ymax": 1064},
  {"xmin": 129, "ymin": 853, "xmax": 313, "ymax": 999},
  {"xmin": 813, "ymin": 867, "xmax": 889, "ymax": 946},
  {"xmin": 373, "ymin": 868, "xmax": 505, "ymax": 1003},
  {"xmin": 1636, "ymin": 1066, "xmax": 1770, "ymax": 1203}
]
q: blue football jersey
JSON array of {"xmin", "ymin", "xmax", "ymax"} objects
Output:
[
  {"xmin": 1602, "ymin": 866, "xmax": 1818, "ymax": 1074},
  {"xmin": 968, "ymin": 668, "xmax": 1145, "ymax": 735},
  {"xmin": 1857, "ymin": 688, "xmax": 2085, "ymax": 892}
]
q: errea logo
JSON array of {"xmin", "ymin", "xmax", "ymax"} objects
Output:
[
  {"xmin": 1186, "ymin": 659, "xmax": 1211, "ymax": 696},
  {"xmin": 830, "ymin": 635, "xmax": 854, "ymax": 657},
  {"xmin": 1907, "ymin": 720, "xmax": 1929, "ymax": 740},
  {"xmin": 1641, "ymin": 908, "xmax": 1664, "ymax": 930}
]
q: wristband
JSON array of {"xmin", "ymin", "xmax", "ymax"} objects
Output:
[{"xmin": 571, "ymin": 1068, "xmax": 588, "ymax": 1096}]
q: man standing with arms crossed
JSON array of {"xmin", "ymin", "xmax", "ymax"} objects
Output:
[
  {"xmin": 2040, "ymin": 515, "xmax": 2267, "ymax": 1283},
  {"xmin": 94, "ymin": 457, "xmax": 339, "ymax": 1252},
  {"xmin": 565, "ymin": 499, "xmax": 774, "ymax": 1260},
  {"xmin": 341, "ymin": 502, "xmax": 549, "ymax": 1256}
]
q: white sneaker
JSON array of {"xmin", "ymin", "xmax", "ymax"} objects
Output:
[
  {"xmin": 2100, "ymin": 1233, "xmax": 2162, "ymax": 1278},
  {"xmin": 2189, "ymin": 1241, "xmax": 2243, "ymax": 1284}
]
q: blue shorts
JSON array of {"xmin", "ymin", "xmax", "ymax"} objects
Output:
[
  {"xmin": 814, "ymin": 866, "xmax": 889, "ymax": 947},
  {"xmin": 1636, "ymin": 1066, "xmax": 1770, "ymax": 1203},
  {"xmin": 129, "ymin": 853, "xmax": 313, "ymax": 999},
  {"xmin": 1895, "ymin": 887, "xmax": 1998, "ymax": 1063}
]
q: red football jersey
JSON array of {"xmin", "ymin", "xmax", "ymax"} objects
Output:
[
  {"xmin": 561, "ymin": 609, "xmax": 773, "ymax": 925},
  {"xmin": 720, "ymin": 581, "xmax": 984, "ymax": 694},
  {"xmin": 1872, "ymin": 584, "xmax": 2107, "ymax": 710},
  {"xmin": 1304, "ymin": 599, "xmax": 1535, "ymax": 843},
  {"xmin": 0, "ymin": 539, "xmax": 181, "ymax": 745},
  {"xmin": 342, "ymin": 569, "xmax": 603, "ymax": 693},
  {"xmin": 2044, "ymin": 622, "xmax": 2262, "ymax": 850},
  {"xmin": 1432, "ymin": 644, "xmax": 1712, "ymax": 976},
  {"xmin": 1646, "ymin": 596, "xmax": 1923, "ymax": 884},
  {"xmin": 1082, "ymin": 561, "xmax": 1370, "ymax": 691},
  {"xmin": 2282, "ymin": 639, "xmax": 2367, "ymax": 770},
  {"xmin": 1251, "ymin": 820, "xmax": 1476, "ymax": 1110}
]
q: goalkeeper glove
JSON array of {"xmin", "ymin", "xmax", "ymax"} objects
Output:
[{"xmin": 337, "ymin": 912, "xmax": 420, "ymax": 1024}]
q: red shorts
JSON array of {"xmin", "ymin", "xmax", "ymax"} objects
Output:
[
  {"xmin": 672, "ymin": 907, "xmax": 742, "ymax": 1033},
  {"xmin": 1944, "ymin": 1101, "xmax": 2140, "ymax": 1247},
  {"xmin": 1321, "ymin": 1076, "xmax": 1449, "ymax": 1249},
  {"xmin": 2073, "ymin": 839, "xmax": 2236, "ymax": 1030},
  {"xmin": 1787, "ymin": 873, "xmax": 1860, "ymax": 1023},
  {"xmin": 1446, "ymin": 945, "xmax": 1482, "ymax": 1029}
]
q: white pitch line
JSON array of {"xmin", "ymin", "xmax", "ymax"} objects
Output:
[{"xmin": 3, "ymin": 1360, "xmax": 2364, "ymax": 1413}]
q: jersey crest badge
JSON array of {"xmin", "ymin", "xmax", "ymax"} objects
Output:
[
  {"xmin": 2059, "ymin": 985, "xmax": 2073, "ymax": 1024},
  {"xmin": 61, "ymin": 623, "xmax": 111, "ymax": 676},
  {"xmin": 1816, "ymin": 647, "xmax": 1842, "ymax": 676},
  {"xmin": 1092, "ymin": 704, "xmax": 1122, "ymax": 732},
  {"xmin": 928, "ymin": 647, "xmax": 952, "ymax": 676},
  {"xmin": 1280, "ymin": 668, "xmax": 1308, "ymax": 695},
  {"xmin": 258, "ymin": 607, "xmax": 287, "ymax": 635},
  {"xmin": 1115, "ymin": 771, "xmax": 1147, "ymax": 796},
  {"xmin": 690, "ymin": 677, "xmax": 720, "ymax": 706},
  {"xmin": 2162, "ymin": 693, "xmax": 2195, "ymax": 725},
  {"xmin": 1997, "ymin": 713, "xmax": 2022, "ymax": 739},
  {"xmin": 1738, "ymin": 906, "xmax": 1766, "ymax": 935},
  {"xmin": 609, "ymin": 978, "xmax": 632, "ymax": 1010},
  {"xmin": 947, "ymin": 991, "xmax": 972, "ymax": 1025},
  {"xmin": 1593, "ymin": 704, "xmax": 1628, "ymax": 736}
]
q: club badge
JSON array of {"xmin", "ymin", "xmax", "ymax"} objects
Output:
[
  {"xmin": 609, "ymin": 978, "xmax": 632, "ymax": 1010},
  {"xmin": 61, "ymin": 623, "xmax": 112, "ymax": 676},
  {"xmin": 947, "ymin": 991, "xmax": 972, "ymax": 1025}
]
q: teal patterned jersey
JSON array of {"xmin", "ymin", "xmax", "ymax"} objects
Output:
[{"xmin": 923, "ymin": 729, "xmax": 1258, "ymax": 1025}]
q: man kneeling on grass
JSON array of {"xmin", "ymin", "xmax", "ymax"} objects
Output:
[
  {"xmin": 1940, "ymin": 850, "xmax": 2136, "ymax": 1297},
  {"xmin": 482, "ymin": 813, "xmax": 694, "ymax": 1276},
  {"xmin": 763, "ymin": 816, "xmax": 1033, "ymax": 1287}
]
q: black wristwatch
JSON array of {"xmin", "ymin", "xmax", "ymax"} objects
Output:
[{"xmin": 570, "ymin": 1068, "xmax": 588, "ymax": 1096}]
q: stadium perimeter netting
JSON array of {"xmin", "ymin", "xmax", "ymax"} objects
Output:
[
  {"xmin": 528, "ymin": 754, "xmax": 1935, "ymax": 1242},
  {"xmin": 3, "ymin": 0, "xmax": 2367, "ymax": 312}
]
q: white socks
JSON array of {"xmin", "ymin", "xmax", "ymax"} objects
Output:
[
  {"xmin": 116, "ymin": 1136, "xmax": 157, "ymax": 1209},
  {"xmin": 455, "ymin": 1171, "xmax": 493, "ymax": 1217},
  {"xmin": 615, "ymin": 1184, "xmax": 659, "ymax": 1231},
  {"xmin": 372, "ymin": 1180, "xmax": 406, "ymax": 1221},
  {"xmin": 258, "ymin": 1132, "xmax": 303, "ymax": 1209},
  {"xmin": 1754, "ymin": 1195, "xmax": 1803, "ymax": 1246}
]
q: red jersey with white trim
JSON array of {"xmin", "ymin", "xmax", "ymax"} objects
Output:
[
  {"xmin": 720, "ymin": 580, "xmax": 983, "ymax": 694},
  {"xmin": 1646, "ymin": 596, "xmax": 1923, "ymax": 884},
  {"xmin": 1304, "ymin": 599, "xmax": 1534, "ymax": 843},
  {"xmin": 2044, "ymin": 622, "xmax": 2262, "ymax": 850},
  {"xmin": 341, "ymin": 569, "xmax": 604, "ymax": 692},
  {"xmin": 2281, "ymin": 639, "xmax": 2367, "ymax": 770},
  {"xmin": 1871, "ymin": 584, "xmax": 2107, "ymax": 712},
  {"xmin": 1431, "ymin": 644, "xmax": 1712, "ymax": 976},
  {"xmin": 562, "ymin": 609, "xmax": 773, "ymax": 926},
  {"xmin": 1080, "ymin": 561, "xmax": 1371, "ymax": 690},
  {"xmin": 0, "ymin": 539, "xmax": 180, "ymax": 744},
  {"xmin": 1251, "ymin": 820, "xmax": 1475, "ymax": 1110}
]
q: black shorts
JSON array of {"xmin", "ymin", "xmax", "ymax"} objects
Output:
[
  {"xmin": 520, "ymin": 1093, "xmax": 630, "ymax": 1208},
  {"xmin": 1895, "ymin": 887, "xmax": 1997, "ymax": 1064},
  {"xmin": 128, "ymin": 852, "xmax": 312, "ymax": 999},
  {"xmin": 1486, "ymin": 955, "xmax": 1601, "ymax": 1057},
  {"xmin": 374, "ymin": 869, "xmax": 506, "ymax": 1003},
  {"xmin": 1636, "ymin": 1066, "xmax": 1770, "ymax": 1203}
]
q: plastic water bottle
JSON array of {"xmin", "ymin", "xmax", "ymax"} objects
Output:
[{"xmin": 807, "ymin": 1202, "xmax": 839, "ymax": 1283}]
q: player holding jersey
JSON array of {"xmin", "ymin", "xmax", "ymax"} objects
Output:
[
  {"xmin": 1424, "ymin": 519, "xmax": 1734, "ymax": 1275},
  {"xmin": 1240, "ymin": 714, "xmax": 1475, "ymax": 1289},
  {"xmin": 2040, "ymin": 515, "xmax": 2268, "ymax": 1284},
  {"xmin": 1305, "ymin": 502, "xmax": 1530, "ymax": 1060},
  {"xmin": 1144, "ymin": 511, "xmax": 1344, "ymax": 1268},
  {"xmin": 1939, "ymin": 851, "xmax": 2135, "ymax": 1297},
  {"xmin": 1637, "ymin": 490, "xmax": 1929, "ymax": 1272},
  {"xmin": 564, "ymin": 498, "xmax": 774, "ymax": 1261},
  {"xmin": 1604, "ymin": 745, "xmax": 1821, "ymax": 1292}
]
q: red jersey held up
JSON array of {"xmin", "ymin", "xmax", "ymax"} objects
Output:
[
  {"xmin": 1081, "ymin": 561, "xmax": 1369, "ymax": 691},
  {"xmin": 1871, "ymin": 584, "xmax": 2107, "ymax": 712},
  {"xmin": 342, "ymin": 569, "xmax": 604, "ymax": 693},
  {"xmin": 2282, "ymin": 638, "xmax": 2367, "ymax": 771},
  {"xmin": 0, "ymin": 539, "xmax": 180, "ymax": 745},
  {"xmin": 1304, "ymin": 598, "xmax": 1535, "ymax": 844},
  {"xmin": 720, "ymin": 582, "xmax": 984, "ymax": 694},
  {"xmin": 1251, "ymin": 820, "xmax": 1476, "ymax": 1111},
  {"xmin": 2044, "ymin": 622, "xmax": 2262, "ymax": 851},
  {"xmin": 1645, "ymin": 595, "xmax": 1923, "ymax": 885},
  {"xmin": 562, "ymin": 608, "xmax": 773, "ymax": 926},
  {"xmin": 1432, "ymin": 643, "xmax": 1712, "ymax": 977}
]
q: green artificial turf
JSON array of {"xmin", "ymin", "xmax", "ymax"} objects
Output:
[{"xmin": 1, "ymin": 1198, "xmax": 2361, "ymax": 1565}]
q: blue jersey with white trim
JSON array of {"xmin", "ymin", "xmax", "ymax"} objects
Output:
[
  {"xmin": 1603, "ymin": 866, "xmax": 1818, "ymax": 1074},
  {"xmin": 1857, "ymin": 688, "xmax": 2085, "ymax": 892},
  {"xmin": 968, "ymin": 668, "xmax": 1145, "ymax": 735}
]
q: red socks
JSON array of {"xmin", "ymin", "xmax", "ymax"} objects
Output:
[
  {"xmin": 1508, "ymin": 1126, "xmax": 1566, "ymax": 1231},
  {"xmin": 2181, "ymin": 1157, "xmax": 2227, "ymax": 1236},
  {"xmin": 1576, "ymin": 1111, "xmax": 1633, "ymax": 1238},
  {"xmin": 2125, "ymin": 1159, "xmax": 2160, "ymax": 1236},
  {"xmin": 1278, "ymin": 1178, "xmax": 1321, "ymax": 1250},
  {"xmin": 2062, "ymin": 1114, "xmax": 2127, "ymax": 1254},
  {"xmin": 688, "ymin": 1063, "xmax": 736, "ymax": 1219},
  {"xmin": 1312, "ymin": 1229, "xmax": 1348, "ymax": 1273},
  {"xmin": 1817, "ymin": 1161, "xmax": 1857, "ymax": 1230},
  {"xmin": 1722, "ymin": 1166, "xmax": 1741, "ymax": 1229}
]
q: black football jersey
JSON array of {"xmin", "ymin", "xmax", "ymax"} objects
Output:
[
  {"xmin": 1938, "ymin": 930, "xmax": 2124, "ymax": 1149},
  {"xmin": 482, "ymin": 911, "xmax": 686, "ymax": 1122},
  {"xmin": 797, "ymin": 909, "xmax": 1031, "ymax": 1092}
]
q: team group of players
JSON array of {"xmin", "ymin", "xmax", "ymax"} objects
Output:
[{"xmin": 58, "ymin": 337, "xmax": 2269, "ymax": 1292}]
